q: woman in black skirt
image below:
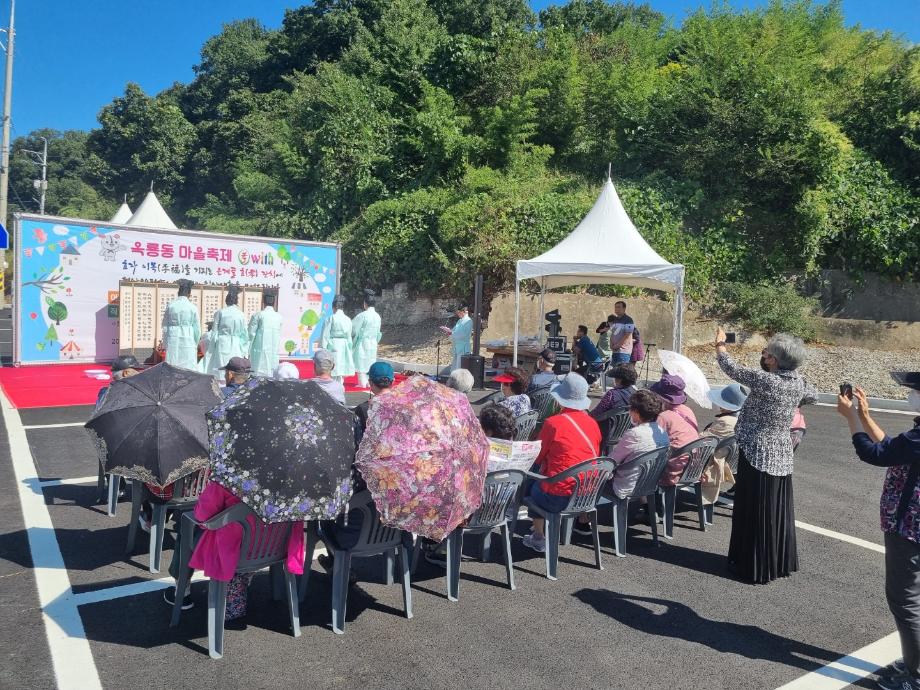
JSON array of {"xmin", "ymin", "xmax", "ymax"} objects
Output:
[{"xmin": 715, "ymin": 329, "xmax": 817, "ymax": 584}]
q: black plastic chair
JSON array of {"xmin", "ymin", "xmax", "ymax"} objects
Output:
[
  {"xmin": 422, "ymin": 470, "xmax": 525, "ymax": 601},
  {"xmin": 661, "ymin": 438, "xmax": 718, "ymax": 538},
  {"xmin": 309, "ymin": 491, "xmax": 413, "ymax": 634},
  {"xmin": 597, "ymin": 446, "xmax": 669, "ymax": 557},
  {"xmin": 530, "ymin": 390, "xmax": 559, "ymax": 424},
  {"xmin": 125, "ymin": 469, "xmax": 209, "ymax": 573},
  {"xmin": 716, "ymin": 435, "xmax": 740, "ymax": 475},
  {"xmin": 523, "ymin": 459, "xmax": 615, "ymax": 580},
  {"xmin": 594, "ymin": 407, "xmax": 632, "ymax": 456},
  {"xmin": 514, "ymin": 410, "xmax": 539, "ymax": 441},
  {"xmin": 170, "ymin": 503, "xmax": 301, "ymax": 659}
]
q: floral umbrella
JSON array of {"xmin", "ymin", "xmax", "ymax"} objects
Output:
[
  {"xmin": 356, "ymin": 375, "xmax": 490, "ymax": 542},
  {"xmin": 206, "ymin": 378, "xmax": 356, "ymax": 523}
]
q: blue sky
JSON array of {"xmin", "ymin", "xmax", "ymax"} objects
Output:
[{"xmin": 6, "ymin": 0, "xmax": 919, "ymax": 138}]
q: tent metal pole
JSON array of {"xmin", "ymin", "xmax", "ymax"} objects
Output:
[
  {"xmin": 513, "ymin": 273, "xmax": 520, "ymax": 366},
  {"xmin": 537, "ymin": 278, "xmax": 545, "ymax": 338}
]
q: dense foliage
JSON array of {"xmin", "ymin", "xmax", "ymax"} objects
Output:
[{"xmin": 10, "ymin": 0, "xmax": 919, "ymax": 329}]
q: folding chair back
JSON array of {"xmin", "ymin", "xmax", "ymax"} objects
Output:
[
  {"xmin": 672, "ymin": 438, "xmax": 719, "ymax": 485},
  {"xmin": 466, "ymin": 470, "xmax": 525, "ymax": 532},
  {"xmin": 594, "ymin": 407, "xmax": 632, "ymax": 455},
  {"xmin": 715, "ymin": 435, "xmax": 740, "ymax": 474},
  {"xmin": 791, "ymin": 427, "xmax": 807, "ymax": 453},
  {"xmin": 514, "ymin": 410, "xmax": 539, "ymax": 441}
]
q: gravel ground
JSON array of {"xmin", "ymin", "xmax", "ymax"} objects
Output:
[{"xmin": 379, "ymin": 320, "xmax": 920, "ymax": 399}]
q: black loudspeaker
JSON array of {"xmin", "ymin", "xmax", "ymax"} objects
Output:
[
  {"xmin": 460, "ymin": 354, "xmax": 485, "ymax": 389},
  {"xmin": 553, "ymin": 353, "xmax": 572, "ymax": 375}
]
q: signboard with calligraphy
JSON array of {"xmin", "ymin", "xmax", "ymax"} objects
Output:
[{"xmin": 13, "ymin": 214, "xmax": 340, "ymax": 365}]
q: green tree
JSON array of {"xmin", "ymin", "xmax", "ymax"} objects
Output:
[
  {"xmin": 47, "ymin": 299, "xmax": 68, "ymax": 325},
  {"xmin": 301, "ymin": 310, "xmax": 320, "ymax": 328}
]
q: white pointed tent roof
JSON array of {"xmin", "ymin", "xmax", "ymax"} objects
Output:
[
  {"xmin": 110, "ymin": 202, "xmax": 133, "ymax": 224},
  {"xmin": 516, "ymin": 178, "xmax": 684, "ymax": 291},
  {"xmin": 125, "ymin": 191, "xmax": 177, "ymax": 230}
]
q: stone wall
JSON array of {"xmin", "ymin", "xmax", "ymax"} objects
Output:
[
  {"xmin": 818, "ymin": 270, "xmax": 920, "ymax": 322},
  {"xmin": 375, "ymin": 283, "xmax": 455, "ymax": 326}
]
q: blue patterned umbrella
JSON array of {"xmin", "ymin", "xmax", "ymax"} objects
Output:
[{"xmin": 206, "ymin": 378, "xmax": 356, "ymax": 523}]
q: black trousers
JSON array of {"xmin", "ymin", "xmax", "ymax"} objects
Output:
[{"xmin": 886, "ymin": 531, "xmax": 920, "ymax": 677}]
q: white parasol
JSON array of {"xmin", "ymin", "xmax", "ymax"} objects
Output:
[{"xmin": 657, "ymin": 350, "xmax": 712, "ymax": 408}]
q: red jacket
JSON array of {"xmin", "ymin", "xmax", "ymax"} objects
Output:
[{"xmin": 536, "ymin": 409, "xmax": 602, "ymax": 496}]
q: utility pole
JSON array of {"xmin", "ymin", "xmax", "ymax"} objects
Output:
[
  {"xmin": 24, "ymin": 136, "xmax": 47, "ymax": 214},
  {"xmin": 0, "ymin": 0, "xmax": 14, "ymax": 308}
]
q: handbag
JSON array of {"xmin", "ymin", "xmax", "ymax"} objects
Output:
[{"xmin": 630, "ymin": 329, "xmax": 645, "ymax": 363}]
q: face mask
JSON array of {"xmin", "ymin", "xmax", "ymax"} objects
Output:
[
  {"xmin": 909, "ymin": 389, "xmax": 920, "ymax": 413},
  {"xmin": 760, "ymin": 356, "xmax": 770, "ymax": 372}
]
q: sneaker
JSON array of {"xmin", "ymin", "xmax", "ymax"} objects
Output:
[
  {"xmin": 163, "ymin": 586, "xmax": 193, "ymax": 610},
  {"xmin": 572, "ymin": 521, "xmax": 593, "ymax": 536},
  {"xmin": 137, "ymin": 514, "xmax": 151, "ymax": 534},
  {"xmin": 522, "ymin": 533, "xmax": 546, "ymax": 553},
  {"xmin": 877, "ymin": 671, "xmax": 920, "ymax": 690}
]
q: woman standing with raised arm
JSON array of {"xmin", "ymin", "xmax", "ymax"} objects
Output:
[{"xmin": 714, "ymin": 328, "xmax": 817, "ymax": 584}]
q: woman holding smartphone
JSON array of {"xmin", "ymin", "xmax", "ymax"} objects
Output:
[{"xmin": 714, "ymin": 328, "xmax": 817, "ymax": 584}]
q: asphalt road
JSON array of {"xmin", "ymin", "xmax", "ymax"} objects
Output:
[{"xmin": 0, "ymin": 381, "xmax": 910, "ymax": 690}]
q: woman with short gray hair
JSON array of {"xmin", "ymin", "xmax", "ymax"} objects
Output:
[
  {"xmin": 445, "ymin": 368, "xmax": 474, "ymax": 394},
  {"xmin": 714, "ymin": 328, "xmax": 817, "ymax": 584}
]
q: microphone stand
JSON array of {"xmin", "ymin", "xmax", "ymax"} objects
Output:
[
  {"xmin": 435, "ymin": 338, "xmax": 442, "ymax": 382},
  {"xmin": 643, "ymin": 343, "xmax": 657, "ymax": 386}
]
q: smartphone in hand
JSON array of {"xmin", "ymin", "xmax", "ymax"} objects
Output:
[
  {"xmin": 724, "ymin": 332, "xmax": 736, "ymax": 344},
  {"xmin": 840, "ymin": 383, "xmax": 853, "ymax": 399}
]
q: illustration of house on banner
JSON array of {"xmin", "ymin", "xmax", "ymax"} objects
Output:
[
  {"xmin": 60, "ymin": 340, "xmax": 82, "ymax": 360},
  {"xmin": 61, "ymin": 244, "xmax": 81, "ymax": 267}
]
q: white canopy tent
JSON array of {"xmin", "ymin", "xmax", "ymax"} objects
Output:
[
  {"xmin": 125, "ymin": 191, "xmax": 177, "ymax": 230},
  {"xmin": 110, "ymin": 202, "xmax": 133, "ymax": 224},
  {"xmin": 513, "ymin": 177, "xmax": 686, "ymax": 364}
]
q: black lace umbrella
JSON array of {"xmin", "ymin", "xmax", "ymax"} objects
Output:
[
  {"xmin": 206, "ymin": 378, "xmax": 356, "ymax": 523},
  {"xmin": 85, "ymin": 363, "xmax": 222, "ymax": 487}
]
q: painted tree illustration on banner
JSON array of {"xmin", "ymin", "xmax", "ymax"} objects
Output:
[
  {"xmin": 24, "ymin": 266, "xmax": 70, "ymax": 295},
  {"xmin": 46, "ymin": 297, "xmax": 69, "ymax": 325},
  {"xmin": 284, "ymin": 339, "xmax": 296, "ymax": 355},
  {"xmin": 300, "ymin": 309, "xmax": 319, "ymax": 330}
]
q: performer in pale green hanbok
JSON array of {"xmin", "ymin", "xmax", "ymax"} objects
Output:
[
  {"xmin": 320, "ymin": 294, "xmax": 355, "ymax": 383},
  {"xmin": 351, "ymin": 289, "xmax": 382, "ymax": 388},
  {"xmin": 248, "ymin": 292, "xmax": 283, "ymax": 377},
  {"xmin": 163, "ymin": 279, "xmax": 201, "ymax": 371},
  {"xmin": 205, "ymin": 285, "xmax": 249, "ymax": 379},
  {"xmin": 450, "ymin": 305, "xmax": 473, "ymax": 371}
]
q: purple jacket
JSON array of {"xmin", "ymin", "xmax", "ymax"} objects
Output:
[{"xmin": 852, "ymin": 427, "xmax": 920, "ymax": 543}]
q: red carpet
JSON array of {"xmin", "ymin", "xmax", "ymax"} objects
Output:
[{"xmin": 0, "ymin": 360, "xmax": 393, "ymax": 409}]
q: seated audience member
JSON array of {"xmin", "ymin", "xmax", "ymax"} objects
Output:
[
  {"xmin": 165, "ymin": 480, "xmax": 304, "ymax": 616},
  {"xmin": 219, "ymin": 357, "xmax": 251, "ymax": 397},
  {"xmin": 609, "ymin": 390, "xmax": 670, "ymax": 499},
  {"xmin": 527, "ymin": 349, "xmax": 559, "ymax": 393},
  {"xmin": 495, "ymin": 367, "xmax": 531, "ymax": 417},
  {"xmin": 446, "ymin": 368, "xmax": 474, "ymax": 394},
  {"xmin": 649, "ymin": 373, "xmax": 700, "ymax": 486},
  {"xmin": 522, "ymin": 374, "xmax": 602, "ymax": 553},
  {"xmin": 274, "ymin": 362, "xmax": 300, "ymax": 380},
  {"xmin": 591, "ymin": 362, "xmax": 638, "ymax": 419},
  {"xmin": 354, "ymin": 362, "xmax": 395, "ymax": 439},
  {"xmin": 312, "ymin": 348, "xmax": 346, "ymax": 405},
  {"xmin": 572, "ymin": 324, "xmax": 605, "ymax": 383},
  {"xmin": 96, "ymin": 355, "xmax": 143, "ymax": 409},
  {"xmin": 700, "ymin": 383, "xmax": 749, "ymax": 504},
  {"xmin": 479, "ymin": 403, "xmax": 516, "ymax": 441}
]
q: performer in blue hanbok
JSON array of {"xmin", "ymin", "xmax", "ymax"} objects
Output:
[
  {"xmin": 320, "ymin": 294, "xmax": 355, "ymax": 384},
  {"xmin": 248, "ymin": 292, "xmax": 283, "ymax": 377},
  {"xmin": 205, "ymin": 284, "xmax": 249, "ymax": 379},
  {"xmin": 351, "ymin": 289, "xmax": 382, "ymax": 389},
  {"xmin": 449, "ymin": 304, "xmax": 473, "ymax": 372},
  {"xmin": 162, "ymin": 279, "xmax": 201, "ymax": 371}
]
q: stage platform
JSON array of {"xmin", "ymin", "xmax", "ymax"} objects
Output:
[{"xmin": 0, "ymin": 360, "xmax": 385, "ymax": 409}]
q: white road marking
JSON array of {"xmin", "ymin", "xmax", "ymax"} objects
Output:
[
  {"xmin": 1, "ymin": 389, "xmax": 103, "ymax": 690},
  {"xmin": 24, "ymin": 422, "xmax": 86, "ymax": 429},
  {"xmin": 795, "ymin": 521, "xmax": 886, "ymax": 554},
  {"xmin": 775, "ymin": 632, "xmax": 900, "ymax": 689},
  {"xmin": 38, "ymin": 476, "xmax": 96, "ymax": 488},
  {"xmin": 814, "ymin": 401, "xmax": 915, "ymax": 416},
  {"xmin": 72, "ymin": 573, "xmax": 208, "ymax": 607}
]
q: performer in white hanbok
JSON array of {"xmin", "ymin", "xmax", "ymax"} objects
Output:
[
  {"xmin": 351, "ymin": 289, "xmax": 382, "ymax": 389},
  {"xmin": 162, "ymin": 279, "xmax": 201, "ymax": 371},
  {"xmin": 248, "ymin": 292, "xmax": 283, "ymax": 377},
  {"xmin": 205, "ymin": 284, "xmax": 249, "ymax": 379},
  {"xmin": 449, "ymin": 304, "xmax": 473, "ymax": 372},
  {"xmin": 320, "ymin": 294, "xmax": 355, "ymax": 384}
]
